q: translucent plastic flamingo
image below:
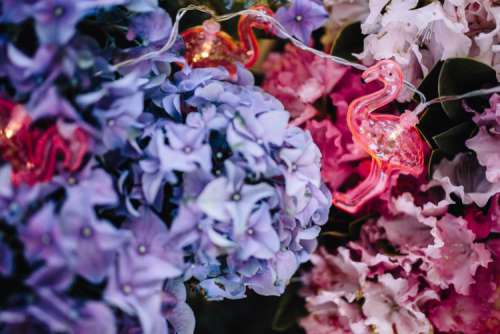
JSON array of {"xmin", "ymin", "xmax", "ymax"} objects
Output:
[
  {"xmin": 181, "ymin": 5, "xmax": 274, "ymax": 76},
  {"xmin": 0, "ymin": 98, "xmax": 88, "ymax": 186},
  {"xmin": 332, "ymin": 60, "xmax": 426, "ymax": 213}
]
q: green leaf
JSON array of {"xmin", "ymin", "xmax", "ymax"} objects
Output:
[
  {"xmin": 427, "ymin": 149, "xmax": 443, "ymax": 178},
  {"xmin": 348, "ymin": 213, "xmax": 375, "ymax": 237},
  {"xmin": 438, "ymin": 58, "xmax": 497, "ymax": 122},
  {"xmin": 415, "ymin": 61, "xmax": 443, "ymax": 101},
  {"xmin": 322, "ymin": 230, "xmax": 350, "ymax": 239},
  {"xmin": 432, "ymin": 121, "xmax": 477, "ymax": 158},
  {"xmin": 272, "ymin": 282, "xmax": 306, "ymax": 332},
  {"xmin": 330, "ymin": 22, "xmax": 364, "ymax": 61},
  {"xmin": 416, "ymin": 106, "xmax": 453, "ymax": 149}
]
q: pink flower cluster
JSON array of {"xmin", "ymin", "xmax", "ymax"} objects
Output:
[
  {"xmin": 263, "ymin": 44, "xmax": 500, "ymax": 334},
  {"xmin": 355, "ymin": 0, "xmax": 500, "ymax": 99},
  {"xmin": 300, "ymin": 204, "xmax": 499, "ymax": 334}
]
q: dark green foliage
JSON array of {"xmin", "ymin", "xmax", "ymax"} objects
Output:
[
  {"xmin": 416, "ymin": 59, "xmax": 498, "ymax": 169},
  {"xmin": 330, "ymin": 22, "xmax": 365, "ymax": 61}
]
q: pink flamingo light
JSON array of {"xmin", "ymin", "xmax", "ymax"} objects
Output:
[
  {"xmin": 332, "ymin": 60, "xmax": 426, "ymax": 213},
  {"xmin": 181, "ymin": 5, "xmax": 274, "ymax": 76}
]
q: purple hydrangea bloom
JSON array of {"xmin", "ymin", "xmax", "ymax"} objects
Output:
[
  {"xmin": 77, "ymin": 72, "xmax": 146, "ymax": 150},
  {"xmin": 197, "ymin": 161, "xmax": 275, "ymax": 235},
  {"xmin": 57, "ymin": 195, "xmax": 131, "ymax": 282},
  {"xmin": 5, "ymin": 44, "xmax": 59, "ymax": 94},
  {"xmin": 54, "ymin": 160, "xmax": 118, "ymax": 206},
  {"xmin": 235, "ymin": 204, "xmax": 280, "ymax": 260},
  {"xmin": 104, "ymin": 248, "xmax": 169, "ymax": 334},
  {"xmin": 138, "ymin": 65, "xmax": 330, "ymax": 299},
  {"xmin": 33, "ymin": 0, "xmax": 82, "ymax": 45},
  {"xmin": 32, "ymin": 0, "xmax": 126, "ymax": 45},
  {"xmin": 21, "ymin": 196, "xmax": 130, "ymax": 283},
  {"xmin": 26, "ymin": 265, "xmax": 75, "ymax": 292},
  {"xmin": 122, "ymin": 208, "xmax": 184, "ymax": 279},
  {"xmin": 162, "ymin": 280, "xmax": 196, "ymax": 334},
  {"xmin": 20, "ymin": 203, "xmax": 66, "ymax": 267},
  {"xmin": 0, "ymin": 240, "xmax": 13, "ymax": 276},
  {"xmin": 159, "ymin": 121, "xmax": 212, "ymax": 173},
  {"xmin": 127, "ymin": 8, "xmax": 172, "ymax": 45},
  {"xmin": 139, "ymin": 128, "xmax": 178, "ymax": 204},
  {"xmin": 0, "ymin": 174, "xmax": 43, "ymax": 225},
  {"xmin": 1, "ymin": 288, "xmax": 116, "ymax": 334},
  {"xmin": 279, "ymin": 127, "xmax": 322, "ymax": 211},
  {"xmin": 27, "ymin": 87, "xmax": 81, "ymax": 121},
  {"xmin": 0, "ymin": 0, "xmax": 37, "ymax": 23},
  {"xmin": 275, "ymin": 0, "xmax": 328, "ymax": 44}
]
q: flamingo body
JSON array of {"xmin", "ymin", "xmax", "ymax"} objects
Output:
[
  {"xmin": 353, "ymin": 114, "xmax": 425, "ymax": 174},
  {"xmin": 333, "ymin": 60, "xmax": 426, "ymax": 213}
]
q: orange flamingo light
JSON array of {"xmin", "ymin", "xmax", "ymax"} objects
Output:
[
  {"xmin": 181, "ymin": 5, "xmax": 274, "ymax": 76},
  {"xmin": 332, "ymin": 60, "xmax": 426, "ymax": 214}
]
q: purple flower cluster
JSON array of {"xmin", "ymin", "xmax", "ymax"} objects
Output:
[
  {"xmin": 134, "ymin": 65, "xmax": 331, "ymax": 301},
  {"xmin": 0, "ymin": 1, "xmax": 330, "ymax": 333}
]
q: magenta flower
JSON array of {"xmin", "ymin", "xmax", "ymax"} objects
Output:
[
  {"xmin": 303, "ymin": 247, "xmax": 367, "ymax": 302},
  {"xmin": 466, "ymin": 94, "xmax": 500, "ymax": 184},
  {"xmin": 362, "ymin": 274, "xmax": 434, "ymax": 334},
  {"xmin": 425, "ymin": 214, "xmax": 491, "ymax": 295}
]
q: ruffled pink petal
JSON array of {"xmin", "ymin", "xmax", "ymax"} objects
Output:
[
  {"xmin": 429, "ymin": 153, "xmax": 500, "ymax": 207},
  {"xmin": 425, "ymin": 214, "xmax": 492, "ymax": 294},
  {"xmin": 466, "ymin": 127, "xmax": 500, "ymax": 183}
]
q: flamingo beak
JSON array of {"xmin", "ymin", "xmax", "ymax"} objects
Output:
[{"xmin": 361, "ymin": 67, "xmax": 379, "ymax": 83}]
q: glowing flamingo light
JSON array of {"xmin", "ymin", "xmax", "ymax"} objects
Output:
[
  {"xmin": 181, "ymin": 5, "xmax": 274, "ymax": 76},
  {"xmin": 332, "ymin": 60, "xmax": 426, "ymax": 214},
  {"xmin": 0, "ymin": 98, "xmax": 88, "ymax": 186}
]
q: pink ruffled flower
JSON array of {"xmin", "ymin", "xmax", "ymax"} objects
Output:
[
  {"xmin": 466, "ymin": 94, "xmax": 500, "ymax": 185},
  {"xmin": 356, "ymin": 0, "xmax": 500, "ymax": 93},
  {"xmin": 262, "ymin": 44, "xmax": 348, "ymax": 120},
  {"xmin": 464, "ymin": 195, "xmax": 500, "ymax": 239},
  {"xmin": 469, "ymin": 93, "xmax": 500, "ymax": 133},
  {"xmin": 466, "ymin": 127, "xmax": 500, "ymax": 184},
  {"xmin": 300, "ymin": 298, "xmax": 367, "ymax": 334},
  {"xmin": 425, "ymin": 214, "xmax": 492, "ymax": 294},
  {"xmin": 302, "ymin": 247, "xmax": 368, "ymax": 302},
  {"xmin": 429, "ymin": 257, "xmax": 500, "ymax": 334},
  {"xmin": 305, "ymin": 119, "xmax": 367, "ymax": 191},
  {"xmin": 429, "ymin": 292, "xmax": 490, "ymax": 334},
  {"xmin": 362, "ymin": 274, "xmax": 434, "ymax": 334},
  {"xmin": 379, "ymin": 212, "xmax": 434, "ymax": 252},
  {"xmin": 300, "ymin": 248, "xmax": 369, "ymax": 334},
  {"xmin": 429, "ymin": 153, "xmax": 500, "ymax": 207}
]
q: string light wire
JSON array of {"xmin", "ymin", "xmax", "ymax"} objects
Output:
[{"xmin": 110, "ymin": 5, "xmax": 500, "ymax": 110}]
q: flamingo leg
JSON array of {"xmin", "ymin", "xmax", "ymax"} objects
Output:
[{"xmin": 332, "ymin": 159, "xmax": 390, "ymax": 214}]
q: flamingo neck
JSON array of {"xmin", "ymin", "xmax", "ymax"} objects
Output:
[
  {"xmin": 237, "ymin": 6, "xmax": 273, "ymax": 68},
  {"xmin": 347, "ymin": 81, "xmax": 401, "ymax": 133},
  {"xmin": 237, "ymin": 16, "xmax": 260, "ymax": 68}
]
